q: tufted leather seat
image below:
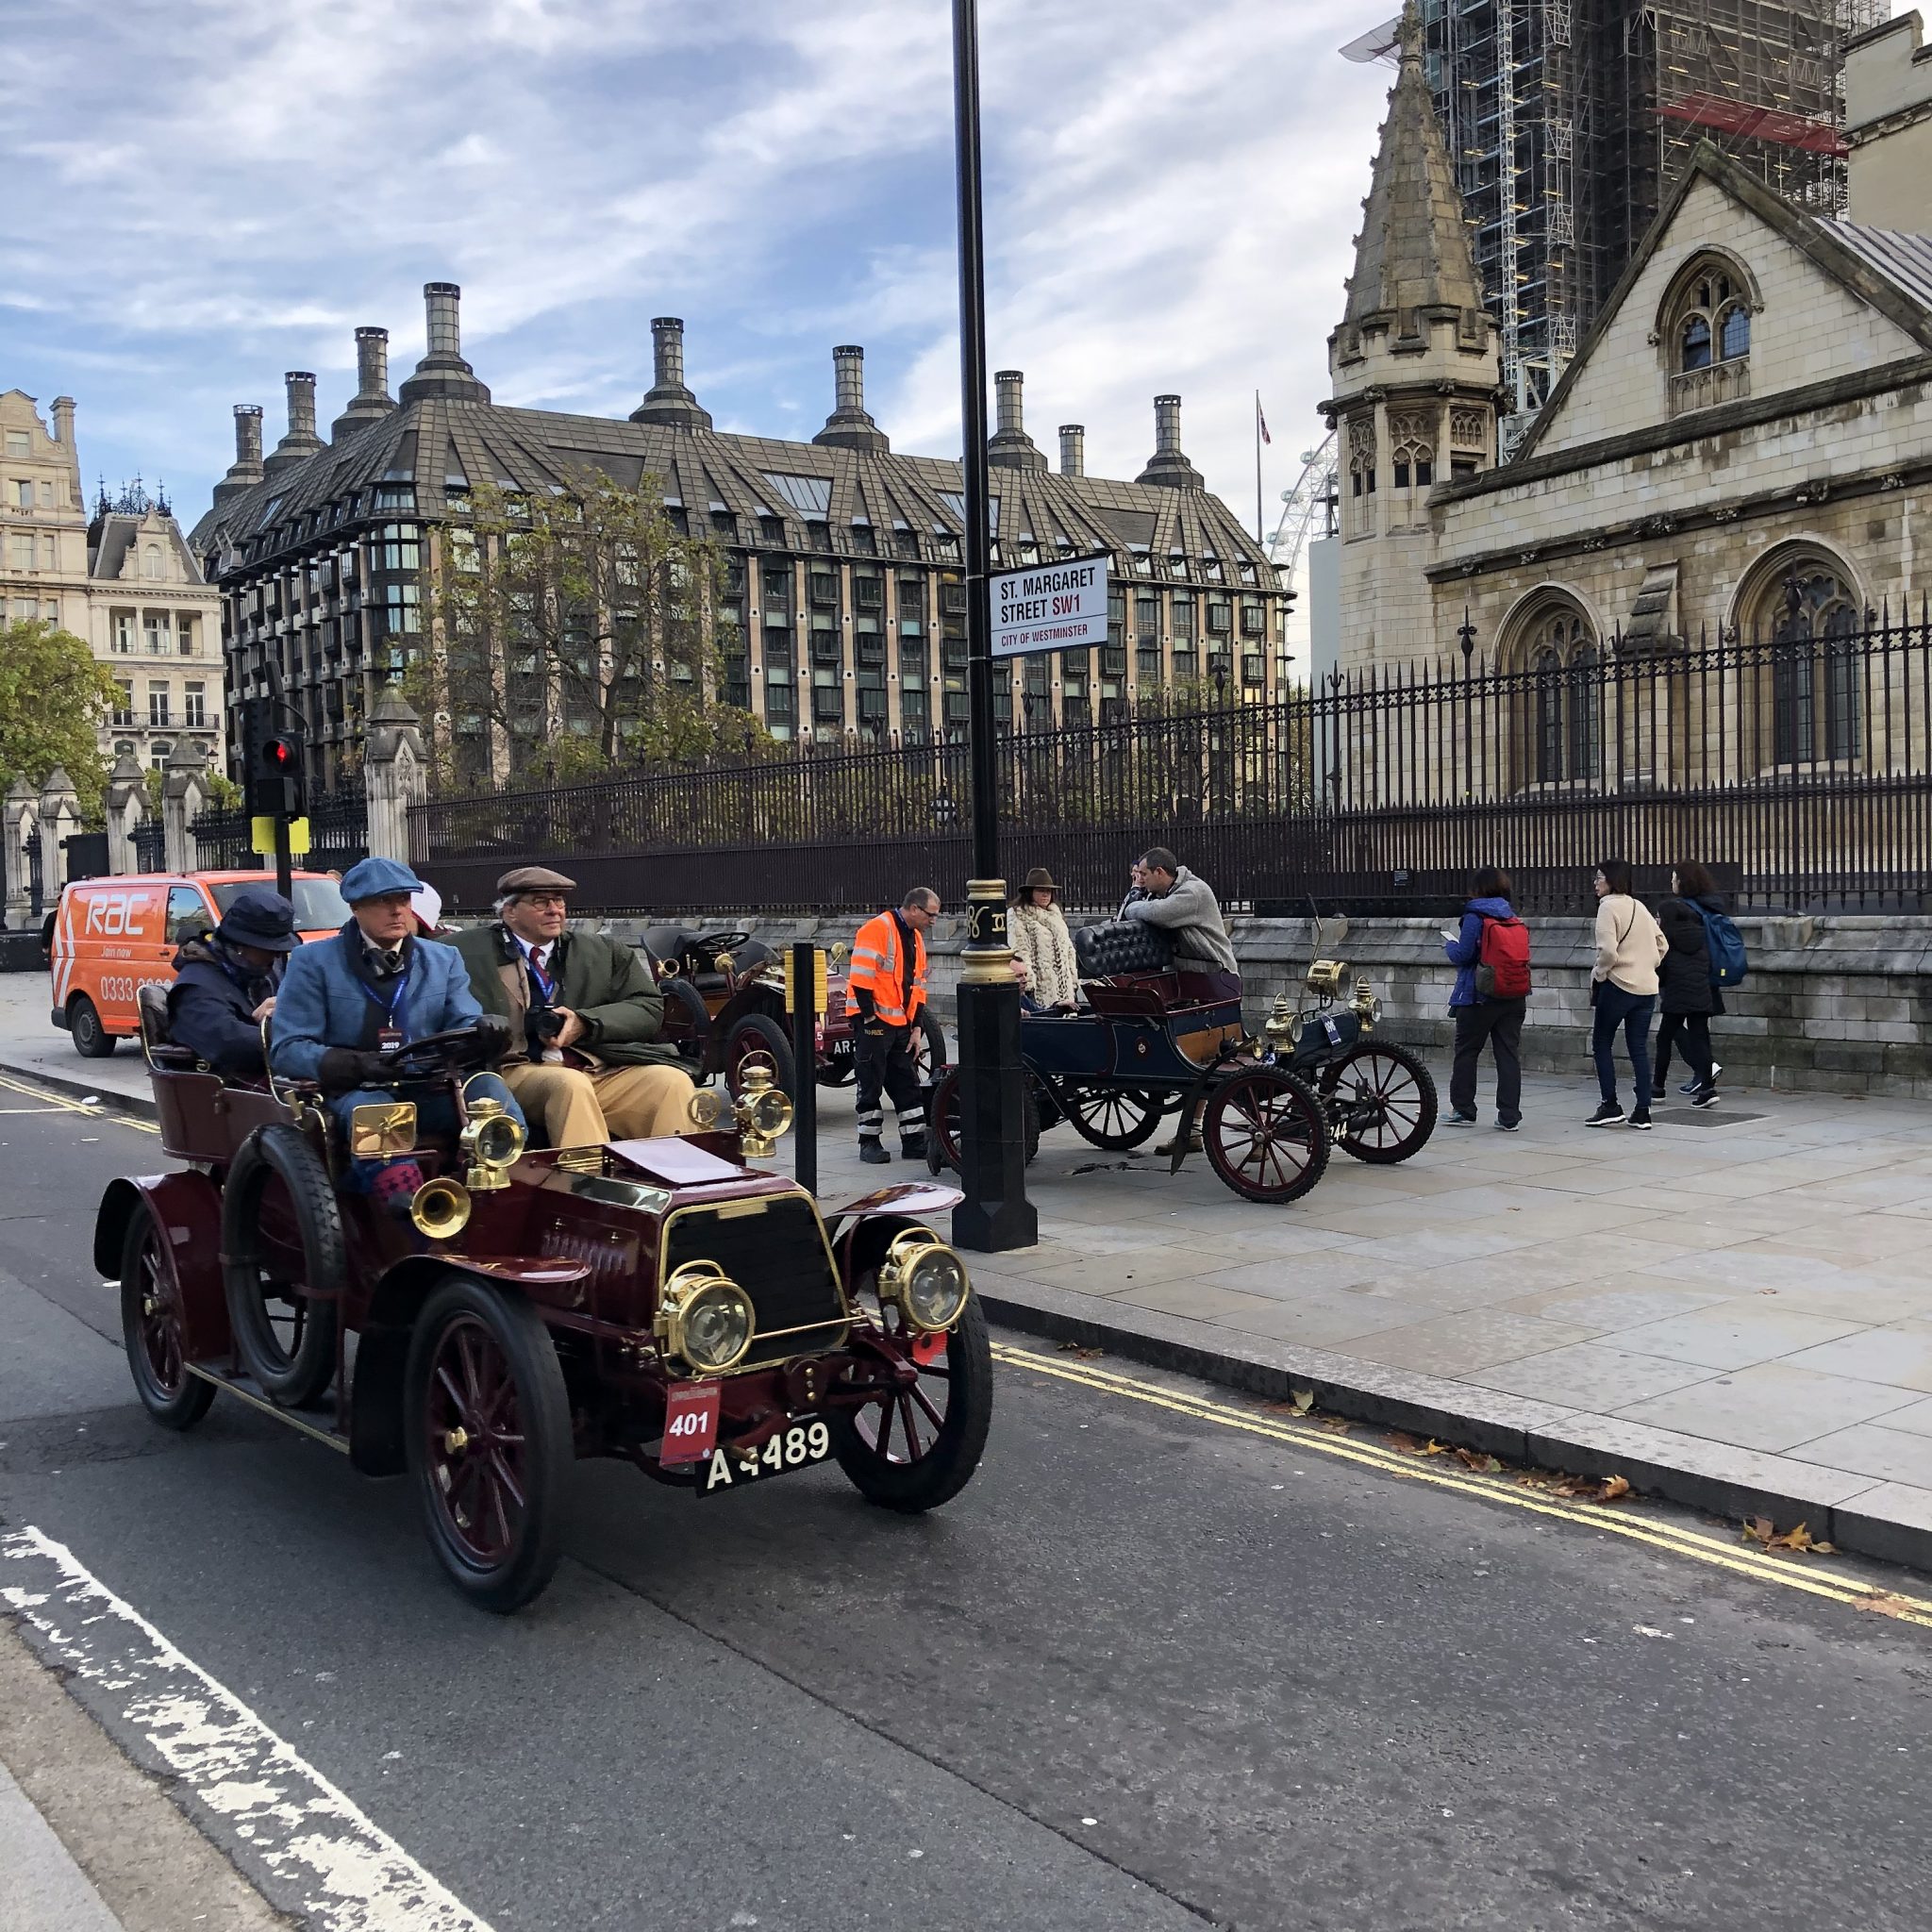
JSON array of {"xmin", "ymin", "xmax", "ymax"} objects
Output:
[
  {"xmin": 1073, "ymin": 919, "xmax": 1174, "ymax": 980},
  {"xmin": 137, "ymin": 983, "xmax": 201, "ymax": 1070}
]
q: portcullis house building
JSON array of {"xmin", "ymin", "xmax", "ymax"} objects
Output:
[{"xmin": 191, "ymin": 289, "xmax": 1287, "ymax": 791}]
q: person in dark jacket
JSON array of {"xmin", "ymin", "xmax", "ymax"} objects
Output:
[
  {"xmin": 1441, "ymin": 867, "xmax": 1526, "ymax": 1131},
  {"xmin": 165, "ymin": 888, "xmax": 300, "ymax": 1077},
  {"xmin": 1656, "ymin": 859, "xmax": 1724, "ymax": 1108}
]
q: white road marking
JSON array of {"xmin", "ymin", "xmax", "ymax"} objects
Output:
[{"xmin": 1, "ymin": 1526, "xmax": 496, "ymax": 1932}]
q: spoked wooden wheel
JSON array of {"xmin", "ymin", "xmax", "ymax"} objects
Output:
[
  {"xmin": 724, "ymin": 1012, "xmax": 797, "ymax": 1101},
  {"xmin": 924, "ymin": 1065, "xmax": 1040, "ymax": 1174},
  {"xmin": 221, "ymin": 1124, "xmax": 341, "ymax": 1407},
  {"xmin": 1318, "ymin": 1041, "xmax": 1440, "ymax": 1164},
  {"xmin": 831, "ymin": 1289, "xmax": 992, "ymax": 1512},
  {"xmin": 909, "ymin": 1008, "xmax": 948, "ymax": 1084},
  {"xmin": 1202, "ymin": 1067, "xmax": 1330, "ymax": 1204},
  {"xmin": 120, "ymin": 1209, "xmax": 213, "ymax": 1430},
  {"xmin": 406, "ymin": 1277, "xmax": 572, "ymax": 1613},
  {"xmin": 1060, "ymin": 1083, "xmax": 1165, "ymax": 1150}
]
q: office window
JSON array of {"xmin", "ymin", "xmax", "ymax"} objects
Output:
[
  {"xmin": 11, "ymin": 480, "xmax": 28, "ymax": 508},
  {"xmin": 178, "ymin": 615, "xmax": 197, "ymax": 654},
  {"xmin": 112, "ymin": 612, "xmax": 135, "ymax": 654},
  {"xmin": 144, "ymin": 611, "xmax": 172, "ymax": 654},
  {"xmin": 142, "ymin": 543, "xmax": 162, "ymax": 579},
  {"xmin": 376, "ymin": 525, "xmax": 421, "ymax": 573},
  {"xmin": 4, "ymin": 431, "xmax": 27, "ymax": 457},
  {"xmin": 148, "ymin": 741, "xmax": 174, "ymax": 772},
  {"xmin": 6, "ymin": 534, "xmax": 30, "ymax": 571},
  {"xmin": 899, "ymin": 685, "xmax": 929, "ymax": 740},
  {"xmin": 183, "ymin": 681, "xmax": 207, "ymax": 727},
  {"xmin": 147, "ymin": 681, "xmax": 171, "ymax": 726},
  {"xmin": 112, "ymin": 680, "xmax": 135, "ymax": 726}
]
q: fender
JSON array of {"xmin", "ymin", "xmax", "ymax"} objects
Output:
[
  {"xmin": 824, "ymin": 1179, "xmax": 962, "ymax": 1223},
  {"xmin": 833, "ymin": 1208, "xmax": 962, "ymax": 1296},
  {"xmin": 94, "ymin": 1171, "xmax": 229, "ymax": 1362}
]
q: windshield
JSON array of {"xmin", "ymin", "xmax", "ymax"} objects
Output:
[{"xmin": 210, "ymin": 875, "xmax": 352, "ymax": 931}]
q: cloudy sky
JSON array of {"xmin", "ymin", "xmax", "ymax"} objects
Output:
[{"xmin": 1, "ymin": 0, "xmax": 1397, "ymax": 545}]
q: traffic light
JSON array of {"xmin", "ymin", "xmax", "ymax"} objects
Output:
[{"xmin": 246, "ymin": 717, "xmax": 304, "ymax": 819}]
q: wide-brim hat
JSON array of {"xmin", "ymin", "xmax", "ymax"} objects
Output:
[
  {"xmin": 1021, "ymin": 868, "xmax": 1058, "ymax": 892},
  {"xmin": 496, "ymin": 864, "xmax": 577, "ymax": 897},
  {"xmin": 216, "ymin": 887, "xmax": 300, "ymax": 952},
  {"xmin": 339, "ymin": 856, "xmax": 424, "ymax": 904}
]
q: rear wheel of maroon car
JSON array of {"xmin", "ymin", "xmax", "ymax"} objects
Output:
[
  {"xmin": 724, "ymin": 1011, "xmax": 797, "ymax": 1102},
  {"xmin": 832, "ymin": 1291, "xmax": 992, "ymax": 1512},
  {"xmin": 120, "ymin": 1208, "xmax": 214, "ymax": 1431},
  {"xmin": 909, "ymin": 1008, "xmax": 948, "ymax": 1084},
  {"xmin": 406, "ymin": 1276, "xmax": 572, "ymax": 1614},
  {"xmin": 221, "ymin": 1124, "xmax": 342, "ymax": 1407}
]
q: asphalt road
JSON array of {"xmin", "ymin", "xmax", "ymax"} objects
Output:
[{"xmin": 3, "ymin": 1087, "xmax": 1931, "ymax": 1932}]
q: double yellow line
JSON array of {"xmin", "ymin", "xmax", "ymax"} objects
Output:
[
  {"xmin": 992, "ymin": 1341, "xmax": 1932, "ymax": 1628},
  {"xmin": 0, "ymin": 1068, "xmax": 158, "ymax": 1136}
]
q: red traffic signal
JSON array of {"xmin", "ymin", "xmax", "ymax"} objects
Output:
[{"xmin": 263, "ymin": 735, "xmax": 295, "ymax": 768}]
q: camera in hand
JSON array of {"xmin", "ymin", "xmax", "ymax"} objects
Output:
[{"xmin": 526, "ymin": 1005, "xmax": 565, "ymax": 1061}]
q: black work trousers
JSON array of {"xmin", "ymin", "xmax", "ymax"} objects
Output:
[
  {"xmin": 1654, "ymin": 1011, "xmax": 1715, "ymax": 1091},
  {"xmin": 856, "ymin": 1020, "xmax": 924, "ymax": 1148},
  {"xmin": 1449, "ymin": 998, "xmax": 1525, "ymax": 1126}
]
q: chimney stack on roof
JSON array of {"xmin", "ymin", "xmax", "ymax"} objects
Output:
[
  {"xmin": 263, "ymin": 371, "xmax": 325, "ymax": 476},
  {"xmin": 208, "ymin": 404, "xmax": 266, "ymax": 514},
  {"xmin": 1058, "ymin": 424, "xmax": 1085, "ymax": 477},
  {"xmin": 331, "ymin": 325, "xmax": 396, "ymax": 439},
  {"xmin": 1137, "ymin": 392, "xmax": 1203, "ymax": 490},
  {"xmin": 50, "ymin": 396, "xmax": 75, "ymax": 449},
  {"xmin": 629, "ymin": 316, "xmax": 713, "ymax": 429},
  {"xmin": 813, "ymin": 343, "xmax": 891, "ymax": 454},
  {"xmin": 398, "ymin": 281, "xmax": 491, "ymax": 406},
  {"xmin": 988, "ymin": 369, "xmax": 1046, "ymax": 472}
]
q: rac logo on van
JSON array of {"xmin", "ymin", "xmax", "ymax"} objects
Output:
[{"xmin": 83, "ymin": 891, "xmax": 155, "ymax": 937}]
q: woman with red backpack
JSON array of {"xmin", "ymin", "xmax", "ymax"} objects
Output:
[{"xmin": 1442, "ymin": 867, "xmax": 1532, "ymax": 1131}]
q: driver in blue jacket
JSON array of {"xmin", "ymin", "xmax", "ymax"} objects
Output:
[{"xmin": 270, "ymin": 857, "xmax": 521, "ymax": 1205}]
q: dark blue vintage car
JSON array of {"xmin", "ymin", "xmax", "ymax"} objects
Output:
[{"xmin": 928, "ymin": 923, "xmax": 1437, "ymax": 1205}]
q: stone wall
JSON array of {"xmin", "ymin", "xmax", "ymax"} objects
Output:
[{"xmin": 584, "ymin": 909, "xmax": 1932, "ymax": 1101}]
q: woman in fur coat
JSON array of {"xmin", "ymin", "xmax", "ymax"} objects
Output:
[{"xmin": 1009, "ymin": 869, "xmax": 1081, "ymax": 1009}]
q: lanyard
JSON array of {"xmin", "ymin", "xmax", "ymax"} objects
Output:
[{"xmin": 358, "ymin": 959, "xmax": 410, "ymax": 1031}]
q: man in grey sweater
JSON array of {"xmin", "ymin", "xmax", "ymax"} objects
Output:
[{"xmin": 1123, "ymin": 847, "xmax": 1239, "ymax": 976}]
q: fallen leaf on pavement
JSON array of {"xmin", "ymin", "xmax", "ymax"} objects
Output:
[
  {"xmin": 1857, "ymin": 1591, "xmax": 1919, "ymax": 1619},
  {"xmin": 1289, "ymin": 1387, "xmax": 1315, "ymax": 1413},
  {"xmin": 1388, "ymin": 1432, "xmax": 1422, "ymax": 1454},
  {"xmin": 1421, "ymin": 1439, "xmax": 1450, "ymax": 1457},
  {"xmin": 1056, "ymin": 1342, "xmax": 1104, "ymax": 1358},
  {"xmin": 1318, "ymin": 1416, "xmax": 1354, "ymax": 1434},
  {"xmin": 1601, "ymin": 1474, "xmax": 1631, "ymax": 1501},
  {"xmin": 1456, "ymin": 1448, "xmax": 1506, "ymax": 1474},
  {"xmin": 1741, "ymin": 1516, "xmax": 1777, "ymax": 1546},
  {"xmin": 1550, "ymin": 1473, "xmax": 1632, "ymax": 1502}
]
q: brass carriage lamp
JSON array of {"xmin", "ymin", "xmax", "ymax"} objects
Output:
[
  {"xmin": 458, "ymin": 1096, "xmax": 526, "ymax": 1192},
  {"xmin": 1304, "ymin": 958, "xmax": 1348, "ymax": 1003},
  {"xmin": 685, "ymin": 1063, "xmax": 795, "ymax": 1159},
  {"xmin": 1353, "ymin": 977, "xmax": 1381, "ymax": 1029},
  {"xmin": 1261, "ymin": 994, "xmax": 1296, "ymax": 1058}
]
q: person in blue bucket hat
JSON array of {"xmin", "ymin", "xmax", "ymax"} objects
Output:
[
  {"xmin": 166, "ymin": 886, "xmax": 300, "ymax": 1078},
  {"xmin": 270, "ymin": 858, "xmax": 523, "ymax": 1207}
]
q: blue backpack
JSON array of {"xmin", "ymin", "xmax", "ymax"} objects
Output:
[{"xmin": 1697, "ymin": 905, "xmax": 1748, "ymax": 990}]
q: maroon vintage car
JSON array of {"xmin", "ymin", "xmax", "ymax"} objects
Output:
[{"xmin": 98, "ymin": 990, "xmax": 990, "ymax": 1612}]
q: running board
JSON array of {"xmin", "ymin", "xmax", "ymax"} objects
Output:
[{"xmin": 184, "ymin": 1363, "xmax": 350, "ymax": 1455}]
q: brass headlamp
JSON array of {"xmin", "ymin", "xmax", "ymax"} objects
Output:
[
  {"xmin": 875, "ymin": 1229, "xmax": 971, "ymax": 1334},
  {"xmin": 1305, "ymin": 958, "xmax": 1349, "ymax": 1002},
  {"xmin": 685, "ymin": 1061, "xmax": 795, "ymax": 1159},
  {"xmin": 656, "ymin": 1260, "xmax": 756, "ymax": 1374},
  {"xmin": 458, "ymin": 1088, "xmax": 526, "ymax": 1192}
]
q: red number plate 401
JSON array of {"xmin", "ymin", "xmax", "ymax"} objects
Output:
[{"xmin": 661, "ymin": 1382, "xmax": 721, "ymax": 1466}]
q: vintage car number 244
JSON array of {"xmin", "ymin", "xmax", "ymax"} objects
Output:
[{"xmin": 699, "ymin": 1420, "xmax": 834, "ymax": 1496}]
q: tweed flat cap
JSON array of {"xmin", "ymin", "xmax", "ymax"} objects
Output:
[{"xmin": 496, "ymin": 864, "xmax": 577, "ymax": 896}]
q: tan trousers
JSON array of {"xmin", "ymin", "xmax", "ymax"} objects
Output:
[{"xmin": 501, "ymin": 1060, "xmax": 697, "ymax": 1148}]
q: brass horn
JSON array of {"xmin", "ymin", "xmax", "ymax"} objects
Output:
[{"xmin": 409, "ymin": 1175, "xmax": 473, "ymax": 1241}]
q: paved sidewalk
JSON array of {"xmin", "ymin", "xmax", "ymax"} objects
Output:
[{"xmin": 10, "ymin": 972, "xmax": 1932, "ymax": 1568}]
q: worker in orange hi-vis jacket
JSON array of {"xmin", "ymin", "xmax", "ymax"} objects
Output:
[{"xmin": 843, "ymin": 886, "xmax": 939, "ymax": 1165}]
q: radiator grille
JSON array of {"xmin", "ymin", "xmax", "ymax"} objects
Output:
[{"xmin": 662, "ymin": 1193, "xmax": 846, "ymax": 1366}]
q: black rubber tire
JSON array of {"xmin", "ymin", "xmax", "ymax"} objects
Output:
[
  {"xmin": 816, "ymin": 1047, "xmax": 857, "ymax": 1089},
  {"xmin": 924, "ymin": 1065, "xmax": 1039, "ymax": 1174},
  {"xmin": 405, "ymin": 1275, "xmax": 573, "ymax": 1614},
  {"xmin": 71, "ymin": 995, "xmax": 117, "ymax": 1058},
  {"xmin": 832, "ymin": 1291, "xmax": 992, "ymax": 1513},
  {"xmin": 660, "ymin": 976, "xmax": 710, "ymax": 1068},
  {"xmin": 1319, "ymin": 1041, "xmax": 1440, "ymax": 1164},
  {"xmin": 911, "ymin": 1008, "xmax": 948, "ymax": 1083},
  {"xmin": 1061, "ymin": 1084, "xmax": 1165, "ymax": 1151},
  {"xmin": 120, "ymin": 1208, "xmax": 214, "ymax": 1430},
  {"xmin": 221, "ymin": 1123, "xmax": 342, "ymax": 1407},
  {"xmin": 1202, "ymin": 1067, "xmax": 1331, "ymax": 1205},
  {"xmin": 724, "ymin": 1011, "xmax": 797, "ymax": 1101}
]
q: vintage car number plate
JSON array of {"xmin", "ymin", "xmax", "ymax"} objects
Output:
[{"xmin": 696, "ymin": 1419, "xmax": 834, "ymax": 1497}]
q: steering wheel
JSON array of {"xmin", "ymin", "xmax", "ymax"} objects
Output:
[
  {"xmin": 376, "ymin": 1023, "xmax": 500, "ymax": 1082},
  {"xmin": 700, "ymin": 929, "xmax": 753, "ymax": 953}
]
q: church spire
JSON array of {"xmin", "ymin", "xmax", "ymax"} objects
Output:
[{"xmin": 1341, "ymin": 5, "xmax": 1487, "ymax": 344}]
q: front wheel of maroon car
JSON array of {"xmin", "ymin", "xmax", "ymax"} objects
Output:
[
  {"xmin": 406, "ymin": 1277, "xmax": 573, "ymax": 1614},
  {"xmin": 831, "ymin": 1292, "xmax": 992, "ymax": 1513},
  {"xmin": 120, "ymin": 1208, "xmax": 214, "ymax": 1431}
]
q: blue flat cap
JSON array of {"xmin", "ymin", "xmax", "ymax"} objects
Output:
[{"xmin": 339, "ymin": 857, "xmax": 424, "ymax": 903}]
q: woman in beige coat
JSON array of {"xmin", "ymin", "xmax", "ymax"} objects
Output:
[
  {"xmin": 1009, "ymin": 869, "xmax": 1081, "ymax": 1009},
  {"xmin": 1587, "ymin": 856, "xmax": 1668, "ymax": 1129}
]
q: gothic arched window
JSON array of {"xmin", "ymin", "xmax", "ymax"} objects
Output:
[
  {"xmin": 1521, "ymin": 602, "xmax": 1600, "ymax": 786},
  {"xmin": 1752, "ymin": 559, "xmax": 1862, "ymax": 766},
  {"xmin": 1345, "ymin": 417, "xmax": 1376, "ymax": 535},
  {"xmin": 1389, "ymin": 409, "xmax": 1434, "ymax": 492},
  {"xmin": 1664, "ymin": 258, "xmax": 1755, "ymax": 413}
]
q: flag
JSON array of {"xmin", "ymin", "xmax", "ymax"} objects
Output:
[{"xmin": 1256, "ymin": 394, "xmax": 1272, "ymax": 444}]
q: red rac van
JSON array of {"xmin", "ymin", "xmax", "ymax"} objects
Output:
[{"xmin": 51, "ymin": 870, "xmax": 351, "ymax": 1058}]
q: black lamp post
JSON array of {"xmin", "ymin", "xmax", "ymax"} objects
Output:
[{"xmin": 949, "ymin": 0, "xmax": 1035, "ymax": 1253}]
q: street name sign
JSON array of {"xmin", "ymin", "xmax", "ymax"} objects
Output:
[{"xmin": 991, "ymin": 552, "xmax": 1109, "ymax": 658}]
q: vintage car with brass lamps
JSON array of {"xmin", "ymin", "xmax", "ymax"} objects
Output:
[
  {"xmin": 97, "ymin": 991, "xmax": 990, "ymax": 1612},
  {"xmin": 927, "ymin": 921, "xmax": 1435, "ymax": 1204}
]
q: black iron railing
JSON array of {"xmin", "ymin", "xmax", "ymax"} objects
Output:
[{"xmin": 407, "ymin": 612, "xmax": 1932, "ymax": 916}]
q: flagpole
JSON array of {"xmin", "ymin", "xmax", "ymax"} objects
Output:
[{"xmin": 1254, "ymin": 391, "xmax": 1264, "ymax": 542}]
